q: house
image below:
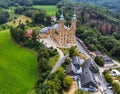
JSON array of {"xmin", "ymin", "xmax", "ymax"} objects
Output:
[
  {"xmin": 80, "ymin": 67, "xmax": 98, "ymax": 89},
  {"xmin": 83, "ymin": 58, "xmax": 98, "ymax": 74},
  {"xmin": 66, "ymin": 56, "xmax": 84, "ymax": 76},
  {"xmin": 103, "ymin": 55, "xmax": 114, "ymax": 64},
  {"xmin": 72, "ymin": 56, "xmax": 84, "ymax": 69},
  {"xmin": 110, "ymin": 69, "xmax": 120, "ymax": 76},
  {"xmin": 39, "ymin": 27, "xmax": 50, "ymax": 38},
  {"xmin": 93, "ymin": 51, "xmax": 102, "ymax": 56},
  {"xmin": 66, "ymin": 63, "xmax": 77, "ymax": 76},
  {"xmin": 24, "ymin": 30, "xmax": 32, "ymax": 38}
]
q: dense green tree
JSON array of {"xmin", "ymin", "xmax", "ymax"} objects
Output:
[
  {"xmin": 94, "ymin": 56, "xmax": 104, "ymax": 66},
  {"xmin": 0, "ymin": 9, "xmax": 9, "ymax": 24},
  {"xmin": 112, "ymin": 81, "xmax": 120, "ymax": 94},
  {"xmin": 103, "ymin": 70, "xmax": 109, "ymax": 75},
  {"xmin": 111, "ymin": 46, "xmax": 120, "ymax": 59},
  {"xmin": 104, "ymin": 73, "xmax": 113, "ymax": 84},
  {"xmin": 38, "ymin": 57, "xmax": 48, "ymax": 72},
  {"xmin": 63, "ymin": 76, "xmax": 72, "ymax": 91},
  {"xmin": 69, "ymin": 46, "xmax": 79, "ymax": 57},
  {"xmin": 33, "ymin": 11, "xmax": 46, "ymax": 24},
  {"xmin": 64, "ymin": 57, "xmax": 71, "ymax": 65},
  {"xmin": 38, "ymin": 48, "xmax": 49, "ymax": 60}
]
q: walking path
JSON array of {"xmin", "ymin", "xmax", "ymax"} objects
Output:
[{"xmin": 39, "ymin": 37, "xmax": 68, "ymax": 73}]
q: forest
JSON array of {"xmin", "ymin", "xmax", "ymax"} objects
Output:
[
  {"xmin": 0, "ymin": 0, "xmax": 62, "ymax": 8},
  {"xmin": 74, "ymin": 0, "xmax": 120, "ymax": 12}
]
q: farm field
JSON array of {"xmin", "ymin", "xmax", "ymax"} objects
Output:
[
  {"xmin": 32, "ymin": 5, "xmax": 58, "ymax": 16},
  {"xmin": 0, "ymin": 31, "xmax": 38, "ymax": 94}
]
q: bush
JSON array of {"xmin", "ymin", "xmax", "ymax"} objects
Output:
[
  {"xmin": 95, "ymin": 56, "xmax": 104, "ymax": 66},
  {"xmin": 104, "ymin": 73, "xmax": 113, "ymax": 84}
]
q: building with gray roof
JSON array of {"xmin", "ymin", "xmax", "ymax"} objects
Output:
[
  {"xmin": 66, "ymin": 63, "xmax": 77, "ymax": 76},
  {"xmin": 103, "ymin": 55, "xmax": 114, "ymax": 64},
  {"xmin": 83, "ymin": 58, "xmax": 98, "ymax": 74},
  {"xmin": 80, "ymin": 67, "xmax": 97, "ymax": 88},
  {"xmin": 40, "ymin": 27, "xmax": 50, "ymax": 33},
  {"xmin": 72, "ymin": 56, "xmax": 84, "ymax": 69}
]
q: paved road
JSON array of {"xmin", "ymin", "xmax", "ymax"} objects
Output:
[
  {"xmin": 51, "ymin": 54, "xmax": 68, "ymax": 73},
  {"xmin": 39, "ymin": 37, "xmax": 68, "ymax": 73}
]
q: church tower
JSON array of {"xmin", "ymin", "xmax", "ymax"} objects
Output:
[
  {"xmin": 71, "ymin": 8, "xmax": 77, "ymax": 30},
  {"xmin": 59, "ymin": 10, "xmax": 64, "ymax": 29}
]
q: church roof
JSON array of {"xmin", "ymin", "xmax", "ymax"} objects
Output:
[
  {"xmin": 51, "ymin": 24, "xmax": 59, "ymax": 29},
  {"xmin": 51, "ymin": 24, "xmax": 68, "ymax": 29},
  {"xmin": 40, "ymin": 27, "xmax": 50, "ymax": 33}
]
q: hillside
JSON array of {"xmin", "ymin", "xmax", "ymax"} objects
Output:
[
  {"xmin": 73, "ymin": 0, "xmax": 120, "ymax": 12},
  {"xmin": 0, "ymin": 31, "xmax": 38, "ymax": 94},
  {"xmin": 56, "ymin": 2, "xmax": 120, "ymax": 59},
  {"xmin": 76, "ymin": 4, "xmax": 120, "ymax": 35},
  {"xmin": 0, "ymin": 0, "xmax": 62, "ymax": 8},
  {"xmin": 57, "ymin": 2, "xmax": 120, "ymax": 35}
]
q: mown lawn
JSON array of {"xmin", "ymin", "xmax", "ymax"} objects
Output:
[
  {"xmin": 32, "ymin": 5, "xmax": 58, "ymax": 16},
  {"xmin": 0, "ymin": 31, "xmax": 38, "ymax": 94}
]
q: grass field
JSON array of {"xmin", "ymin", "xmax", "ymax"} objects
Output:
[
  {"xmin": 7, "ymin": 15, "xmax": 32, "ymax": 27},
  {"xmin": 32, "ymin": 5, "xmax": 58, "ymax": 16},
  {"xmin": 5, "ymin": 6, "xmax": 19, "ymax": 20},
  {"xmin": 0, "ymin": 31, "xmax": 38, "ymax": 94}
]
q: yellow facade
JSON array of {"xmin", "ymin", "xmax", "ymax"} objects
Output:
[{"xmin": 39, "ymin": 11, "xmax": 77, "ymax": 46}]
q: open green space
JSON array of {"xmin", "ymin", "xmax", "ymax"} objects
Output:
[
  {"xmin": 58, "ymin": 47, "xmax": 69, "ymax": 55},
  {"xmin": 5, "ymin": 6, "xmax": 17, "ymax": 20},
  {"xmin": 48, "ymin": 54, "xmax": 59, "ymax": 67},
  {"xmin": 7, "ymin": 15, "xmax": 32, "ymax": 27},
  {"xmin": 0, "ymin": 31, "xmax": 38, "ymax": 94},
  {"xmin": 32, "ymin": 5, "xmax": 58, "ymax": 16}
]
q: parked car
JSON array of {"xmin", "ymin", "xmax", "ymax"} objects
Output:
[{"xmin": 106, "ymin": 84, "xmax": 112, "ymax": 89}]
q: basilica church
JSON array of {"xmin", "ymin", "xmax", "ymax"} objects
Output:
[{"xmin": 39, "ymin": 10, "xmax": 77, "ymax": 46}]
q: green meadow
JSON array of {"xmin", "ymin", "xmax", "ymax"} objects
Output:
[
  {"xmin": 32, "ymin": 5, "xmax": 58, "ymax": 16},
  {"xmin": 0, "ymin": 31, "xmax": 38, "ymax": 94}
]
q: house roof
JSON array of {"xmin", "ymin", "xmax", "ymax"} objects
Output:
[
  {"xmin": 40, "ymin": 23, "xmax": 68, "ymax": 34},
  {"xmin": 51, "ymin": 24, "xmax": 68, "ymax": 29},
  {"xmin": 103, "ymin": 55, "xmax": 112, "ymax": 61},
  {"xmin": 51, "ymin": 24, "xmax": 59, "ymax": 29},
  {"xmin": 39, "ymin": 27, "xmax": 50, "ymax": 33},
  {"xmin": 25, "ymin": 30, "xmax": 32, "ymax": 37},
  {"xmin": 66, "ymin": 63, "xmax": 77, "ymax": 75},
  {"xmin": 103, "ymin": 55, "xmax": 113, "ymax": 64},
  {"xmin": 93, "ymin": 51, "xmax": 102, "ymax": 56},
  {"xmin": 72, "ymin": 56, "xmax": 84, "ymax": 65},
  {"xmin": 80, "ymin": 67, "xmax": 97, "ymax": 88},
  {"xmin": 83, "ymin": 58, "xmax": 98, "ymax": 74}
]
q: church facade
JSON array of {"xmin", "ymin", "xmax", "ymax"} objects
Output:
[{"xmin": 39, "ymin": 11, "xmax": 77, "ymax": 46}]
